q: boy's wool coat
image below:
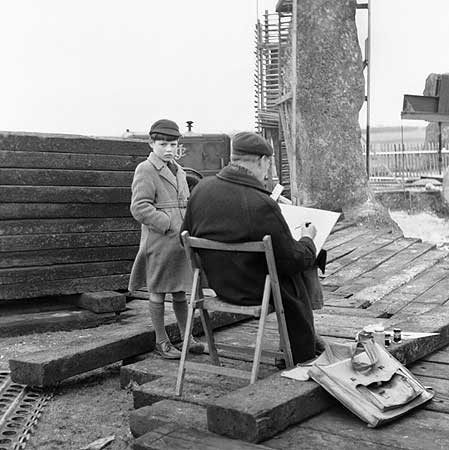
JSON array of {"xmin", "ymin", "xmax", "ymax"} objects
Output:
[{"xmin": 129, "ymin": 152, "xmax": 191, "ymax": 293}]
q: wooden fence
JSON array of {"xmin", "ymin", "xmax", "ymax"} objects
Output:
[
  {"xmin": 367, "ymin": 142, "xmax": 449, "ymax": 180},
  {"xmin": 0, "ymin": 132, "xmax": 147, "ymax": 301}
]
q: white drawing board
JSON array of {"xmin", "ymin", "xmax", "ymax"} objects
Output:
[{"xmin": 279, "ymin": 204, "xmax": 341, "ymax": 253}]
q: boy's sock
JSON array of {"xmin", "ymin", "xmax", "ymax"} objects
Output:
[
  {"xmin": 172, "ymin": 299, "xmax": 188, "ymax": 339},
  {"xmin": 148, "ymin": 300, "xmax": 169, "ymax": 344}
]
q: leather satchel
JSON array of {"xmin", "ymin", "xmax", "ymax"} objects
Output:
[{"xmin": 308, "ymin": 338, "xmax": 433, "ymax": 427}]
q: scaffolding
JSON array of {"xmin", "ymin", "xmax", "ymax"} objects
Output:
[
  {"xmin": 255, "ymin": 1, "xmax": 371, "ymax": 196},
  {"xmin": 254, "ymin": 10, "xmax": 292, "ymax": 189}
]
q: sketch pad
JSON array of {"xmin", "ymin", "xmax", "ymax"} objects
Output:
[{"xmin": 279, "ymin": 204, "xmax": 340, "ymax": 253}]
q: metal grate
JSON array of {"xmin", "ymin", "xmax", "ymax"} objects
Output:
[{"xmin": 0, "ymin": 371, "xmax": 52, "ymax": 450}]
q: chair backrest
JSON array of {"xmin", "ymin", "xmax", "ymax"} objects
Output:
[{"xmin": 180, "ymin": 231, "xmax": 281, "ymax": 293}]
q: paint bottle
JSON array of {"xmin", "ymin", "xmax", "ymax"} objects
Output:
[{"xmin": 373, "ymin": 325, "xmax": 385, "ymax": 348}]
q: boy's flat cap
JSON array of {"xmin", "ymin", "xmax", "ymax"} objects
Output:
[
  {"xmin": 149, "ymin": 119, "xmax": 181, "ymax": 137},
  {"xmin": 232, "ymin": 132, "xmax": 273, "ymax": 156}
]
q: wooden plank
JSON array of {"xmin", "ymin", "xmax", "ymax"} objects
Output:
[
  {"xmin": 350, "ymin": 248, "xmax": 449, "ymax": 308},
  {"xmin": 421, "ymin": 345, "xmax": 449, "ymax": 364},
  {"xmin": 207, "ymin": 306, "xmax": 449, "ymax": 443},
  {"xmin": 62, "ymin": 291, "xmax": 126, "ymax": 313},
  {"xmin": 368, "ymin": 260, "xmax": 449, "ymax": 315},
  {"xmin": 130, "ymin": 401, "xmax": 207, "ymax": 438},
  {"xmin": 322, "ymin": 227, "xmax": 367, "ymax": 251},
  {"xmin": 366, "ymin": 262, "xmax": 449, "ymax": 317},
  {"xmin": 324, "ymin": 237, "xmax": 418, "ymax": 288},
  {"xmin": 0, "ymin": 273, "xmax": 131, "ymax": 300},
  {"xmin": 0, "ymin": 230, "xmax": 140, "ymax": 252},
  {"xmin": 410, "ymin": 360, "xmax": 449, "ymax": 380},
  {"xmin": 265, "ymin": 407, "xmax": 449, "ymax": 450},
  {"xmin": 314, "ymin": 313, "xmax": 392, "ymax": 339},
  {"xmin": 0, "ymin": 132, "xmax": 149, "ymax": 156},
  {"xmin": 0, "ymin": 150, "xmax": 145, "ymax": 170},
  {"xmin": 9, "ymin": 310, "xmax": 246, "ymax": 386},
  {"xmin": 0, "ymin": 168, "xmax": 134, "ymax": 186},
  {"xmin": 326, "ymin": 233, "xmax": 390, "ymax": 265},
  {"xmin": 134, "ymin": 425, "xmax": 272, "ymax": 450},
  {"xmin": 121, "ymin": 349, "xmax": 268, "ymax": 389},
  {"xmin": 389, "ymin": 303, "xmax": 439, "ymax": 322},
  {"xmin": 0, "ymin": 309, "xmax": 118, "ymax": 337},
  {"xmin": 133, "ymin": 370, "xmax": 251, "ymax": 409},
  {"xmin": 349, "ymin": 241, "xmax": 435, "ymax": 282},
  {"xmin": 414, "ymin": 375, "xmax": 449, "ymax": 415},
  {"xmin": 0, "ymin": 185, "xmax": 130, "ymax": 203},
  {"xmin": 324, "ymin": 235, "xmax": 396, "ymax": 276},
  {"xmin": 366, "ymin": 293, "xmax": 422, "ymax": 318},
  {"xmin": 0, "ymin": 261, "xmax": 133, "ymax": 285},
  {"xmin": 437, "ymin": 74, "xmax": 449, "ymax": 114},
  {"xmin": 0, "ymin": 202, "xmax": 131, "ymax": 219},
  {"xmin": 319, "ymin": 306, "xmax": 379, "ymax": 318},
  {"xmin": 414, "ymin": 275, "xmax": 449, "ymax": 304},
  {"xmin": 0, "ymin": 246, "xmax": 138, "ymax": 269},
  {"xmin": 0, "ymin": 217, "xmax": 139, "ymax": 236}
]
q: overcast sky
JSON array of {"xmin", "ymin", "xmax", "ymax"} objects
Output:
[{"xmin": 1, "ymin": 0, "xmax": 448, "ymax": 136}]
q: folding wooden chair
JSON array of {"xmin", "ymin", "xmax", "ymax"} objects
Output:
[{"xmin": 175, "ymin": 231, "xmax": 294, "ymax": 396}]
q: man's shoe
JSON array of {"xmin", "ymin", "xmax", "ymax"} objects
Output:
[
  {"xmin": 175, "ymin": 336, "xmax": 205, "ymax": 354},
  {"xmin": 154, "ymin": 341, "xmax": 182, "ymax": 359}
]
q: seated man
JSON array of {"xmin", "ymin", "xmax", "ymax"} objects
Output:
[{"xmin": 182, "ymin": 132, "xmax": 319, "ymax": 364}]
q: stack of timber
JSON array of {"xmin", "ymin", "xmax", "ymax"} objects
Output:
[{"xmin": 0, "ymin": 132, "xmax": 148, "ymax": 301}]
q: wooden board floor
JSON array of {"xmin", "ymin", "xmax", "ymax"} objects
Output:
[{"xmin": 129, "ymin": 221, "xmax": 449, "ymax": 448}]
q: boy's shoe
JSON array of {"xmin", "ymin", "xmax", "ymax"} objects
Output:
[
  {"xmin": 175, "ymin": 337, "xmax": 205, "ymax": 355},
  {"xmin": 154, "ymin": 341, "xmax": 182, "ymax": 359}
]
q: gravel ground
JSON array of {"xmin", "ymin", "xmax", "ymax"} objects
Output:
[{"xmin": 0, "ymin": 304, "xmax": 151, "ymax": 450}]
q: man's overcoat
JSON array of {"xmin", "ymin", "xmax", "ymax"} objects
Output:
[
  {"xmin": 129, "ymin": 152, "xmax": 191, "ymax": 293},
  {"xmin": 182, "ymin": 164, "xmax": 318, "ymax": 363}
]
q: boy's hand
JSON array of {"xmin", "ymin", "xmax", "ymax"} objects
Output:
[{"xmin": 300, "ymin": 222, "xmax": 317, "ymax": 240}]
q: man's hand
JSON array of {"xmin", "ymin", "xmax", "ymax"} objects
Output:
[{"xmin": 299, "ymin": 222, "xmax": 317, "ymax": 240}]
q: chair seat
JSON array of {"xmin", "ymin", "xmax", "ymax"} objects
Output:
[{"xmin": 194, "ymin": 296, "xmax": 273, "ymax": 318}]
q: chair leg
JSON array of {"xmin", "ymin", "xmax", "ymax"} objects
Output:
[
  {"xmin": 271, "ymin": 289, "xmax": 294, "ymax": 368},
  {"xmin": 175, "ymin": 302, "xmax": 195, "ymax": 396},
  {"xmin": 199, "ymin": 309, "xmax": 220, "ymax": 365},
  {"xmin": 250, "ymin": 276, "xmax": 271, "ymax": 383}
]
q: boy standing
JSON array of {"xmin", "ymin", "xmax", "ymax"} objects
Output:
[{"xmin": 129, "ymin": 119, "xmax": 203, "ymax": 358}]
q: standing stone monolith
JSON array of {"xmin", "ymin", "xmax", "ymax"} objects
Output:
[{"xmin": 280, "ymin": 0, "xmax": 394, "ymax": 226}]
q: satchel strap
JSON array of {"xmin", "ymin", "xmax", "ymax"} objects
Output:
[{"xmin": 351, "ymin": 339, "xmax": 379, "ymax": 373}]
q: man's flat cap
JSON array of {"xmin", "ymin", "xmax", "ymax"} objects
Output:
[
  {"xmin": 149, "ymin": 119, "xmax": 181, "ymax": 138},
  {"xmin": 232, "ymin": 132, "xmax": 273, "ymax": 157}
]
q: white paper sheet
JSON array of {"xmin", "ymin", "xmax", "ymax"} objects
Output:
[{"xmin": 279, "ymin": 204, "xmax": 341, "ymax": 253}]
